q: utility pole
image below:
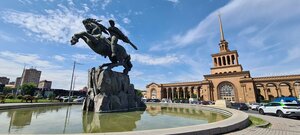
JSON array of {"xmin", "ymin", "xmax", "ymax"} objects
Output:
[
  {"xmin": 68, "ymin": 61, "xmax": 76, "ymax": 102},
  {"xmin": 72, "ymin": 76, "xmax": 77, "ymax": 96}
]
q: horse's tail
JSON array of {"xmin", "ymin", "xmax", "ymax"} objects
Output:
[
  {"xmin": 125, "ymin": 55, "xmax": 132, "ymax": 69},
  {"xmin": 123, "ymin": 55, "xmax": 132, "ymax": 74}
]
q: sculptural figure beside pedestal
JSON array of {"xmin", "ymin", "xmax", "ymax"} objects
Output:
[{"xmin": 83, "ymin": 68, "xmax": 146, "ymax": 112}]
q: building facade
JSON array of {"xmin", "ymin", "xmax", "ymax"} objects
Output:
[
  {"xmin": 38, "ymin": 80, "xmax": 52, "ymax": 89},
  {"xmin": 146, "ymin": 16, "xmax": 300, "ymax": 103},
  {"xmin": 20, "ymin": 68, "xmax": 41, "ymax": 87},
  {"xmin": 0, "ymin": 77, "xmax": 10, "ymax": 85},
  {"xmin": 15, "ymin": 77, "xmax": 22, "ymax": 88}
]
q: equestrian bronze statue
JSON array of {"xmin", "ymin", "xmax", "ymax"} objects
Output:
[{"xmin": 70, "ymin": 18, "xmax": 137, "ymax": 74}]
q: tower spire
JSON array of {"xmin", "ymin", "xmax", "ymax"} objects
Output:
[
  {"xmin": 218, "ymin": 13, "xmax": 225, "ymax": 41},
  {"xmin": 217, "ymin": 13, "xmax": 229, "ymax": 52}
]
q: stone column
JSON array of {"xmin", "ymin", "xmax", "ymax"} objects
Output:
[
  {"xmin": 289, "ymin": 87, "xmax": 294, "ymax": 97},
  {"xmin": 177, "ymin": 88, "xmax": 180, "ymax": 99},
  {"xmin": 228, "ymin": 55, "xmax": 231, "ymax": 65},
  {"xmin": 241, "ymin": 85, "xmax": 246, "ymax": 102},
  {"xmin": 295, "ymin": 84, "xmax": 300, "ymax": 98},
  {"xmin": 183, "ymin": 88, "xmax": 186, "ymax": 99},
  {"xmin": 166, "ymin": 88, "xmax": 169, "ymax": 99},
  {"xmin": 276, "ymin": 87, "xmax": 281, "ymax": 97},
  {"xmin": 196, "ymin": 87, "xmax": 199, "ymax": 99},
  {"xmin": 171, "ymin": 88, "xmax": 174, "ymax": 100},
  {"xmin": 235, "ymin": 54, "xmax": 239, "ymax": 64},
  {"xmin": 189, "ymin": 87, "xmax": 192, "ymax": 98},
  {"xmin": 263, "ymin": 87, "xmax": 268, "ymax": 100}
]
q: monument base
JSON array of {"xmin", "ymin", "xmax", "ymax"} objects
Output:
[{"xmin": 83, "ymin": 68, "xmax": 146, "ymax": 113}]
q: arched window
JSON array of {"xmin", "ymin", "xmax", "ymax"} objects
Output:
[
  {"xmin": 222, "ymin": 56, "xmax": 226, "ymax": 65},
  {"xmin": 218, "ymin": 57, "xmax": 222, "ymax": 66},
  {"xmin": 214, "ymin": 58, "xmax": 217, "ymax": 66},
  {"xmin": 227, "ymin": 55, "xmax": 230, "ymax": 65},
  {"xmin": 218, "ymin": 82, "xmax": 235, "ymax": 101},
  {"xmin": 231, "ymin": 55, "xmax": 235, "ymax": 64}
]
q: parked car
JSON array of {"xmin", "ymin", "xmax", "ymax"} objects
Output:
[
  {"xmin": 200, "ymin": 100, "xmax": 215, "ymax": 105},
  {"xmin": 146, "ymin": 99, "xmax": 161, "ymax": 102},
  {"xmin": 160, "ymin": 98, "xmax": 172, "ymax": 103},
  {"xmin": 258, "ymin": 102, "xmax": 300, "ymax": 117},
  {"xmin": 230, "ymin": 103, "xmax": 249, "ymax": 110},
  {"xmin": 58, "ymin": 96, "xmax": 73, "ymax": 102},
  {"xmin": 200, "ymin": 101, "xmax": 210, "ymax": 105},
  {"xmin": 73, "ymin": 97, "xmax": 85, "ymax": 102},
  {"xmin": 172, "ymin": 99, "xmax": 189, "ymax": 103},
  {"xmin": 249, "ymin": 103, "xmax": 260, "ymax": 110},
  {"xmin": 256, "ymin": 103, "xmax": 268, "ymax": 110},
  {"xmin": 190, "ymin": 100, "xmax": 200, "ymax": 104}
]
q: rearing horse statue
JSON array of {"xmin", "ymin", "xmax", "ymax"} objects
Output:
[{"xmin": 70, "ymin": 18, "xmax": 132, "ymax": 74}]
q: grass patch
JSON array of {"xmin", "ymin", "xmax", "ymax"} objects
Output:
[{"xmin": 249, "ymin": 116, "xmax": 268, "ymax": 127}]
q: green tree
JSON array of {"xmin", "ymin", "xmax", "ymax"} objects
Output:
[
  {"xmin": 135, "ymin": 89, "xmax": 145, "ymax": 97},
  {"xmin": 3, "ymin": 87, "xmax": 13, "ymax": 95},
  {"xmin": 21, "ymin": 83, "xmax": 37, "ymax": 96}
]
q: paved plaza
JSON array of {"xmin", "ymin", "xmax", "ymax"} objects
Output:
[{"xmin": 228, "ymin": 113, "xmax": 300, "ymax": 135}]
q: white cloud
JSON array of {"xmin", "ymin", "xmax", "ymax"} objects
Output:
[
  {"xmin": 90, "ymin": 0, "xmax": 112, "ymax": 10},
  {"xmin": 0, "ymin": 31, "xmax": 15, "ymax": 42},
  {"xmin": 1, "ymin": 8, "xmax": 85, "ymax": 46},
  {"xmin": 0, "ymin": 51, "xmax": 57, "ymax": 69},
  {"xmin": 167, "ymin": 0, "xmax": 179, "ymax": 4},
  {"xmin": 18, "ymin": 0, "xmax": 32, "ymax": 5},
  {"xmin": 131, "ymin": 53, "xmax": 180, "ymax": 65},
  {"xmin": 151, "ymin": 0, "xmax": 300, "ymax": 51},
  {"xmin": 122, "ymin": 17, "xmax": 131, "ymax": 24},
  {"xmin": 67, "ymin": 0, "xmax": 74, "ymax": 6},
  {"xmin": 282, "ymin": 46, "xmax": 300, "ymax": 63},
  {"xmin": 72, "ymin": 54, "xmax": 97, "ymax": 61},
  {"xmin": 0, "ymin": 51, "xmax": 87, "ymax": 90},
  {"xmin": 134, "ymin": 11, "xmax": 143, "ymax": 15},
  {"xmin": 53, "ymin": 55, "xmax": 65, "ymax": 62},
  {"xmin": 1, "ymin": 5, "xmax": 131, "ymax": 48},
  {"xmin": 82, "ymin": 4, "xmax": 90, "ymax": 12}
]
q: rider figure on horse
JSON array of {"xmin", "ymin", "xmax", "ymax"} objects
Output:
[{"xmin": 107, "ymin": 20, "xmax": 138, "ymax": 59}]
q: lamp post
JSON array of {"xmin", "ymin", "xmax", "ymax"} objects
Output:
[
  {"xmin": 71, "ymin": 76, "xmax": 77, "ymax": 96},
  {"xmin": 68, "ymin": 61, "xmax": 82, "ymax": 102}
]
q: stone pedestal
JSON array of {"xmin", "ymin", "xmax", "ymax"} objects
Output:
[
  {"xmin": 215, "ymin": 99, "xmax": 231, "ymax": 108},
  {"xmin": 83, "ymin": 68, "xmax": 146, "ymax": 112}
]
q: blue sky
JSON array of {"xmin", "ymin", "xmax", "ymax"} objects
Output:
[{"xmin": 0, "ymin": 0, "xmax": 300, "ymax": 90}]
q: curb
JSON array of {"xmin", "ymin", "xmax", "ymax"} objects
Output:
[
  {"xmin": 256, "ymin": 122, "xmax": 271, "ymax": 128},
  {"xmin": 0, "ymin": 102, "xmax": 82, "ymax": 110}
]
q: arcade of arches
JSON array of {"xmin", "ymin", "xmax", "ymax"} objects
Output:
[{"xmin": 145, "ymin": 15, "xmax": 300, "ymax": 103}]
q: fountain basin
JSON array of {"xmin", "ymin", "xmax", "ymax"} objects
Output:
[{"xmin": 0, "ymin": 103, "xmax": 249, "ymax": 134}]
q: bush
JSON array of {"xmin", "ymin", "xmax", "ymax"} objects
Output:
[
  {"xmin": 0, "ymin": 95, "xmax": 5, "ymax": 103},
  {"xmin": 6, "ymin": 94, "xmax": 14, "ymax": 99},
  {"xmin": 17, "ymin": 95, "xmax": 23, "ymax": 99},
  {"xmin": 48, "ymin": 93, "xmax": 55, "ymax": 100}
]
